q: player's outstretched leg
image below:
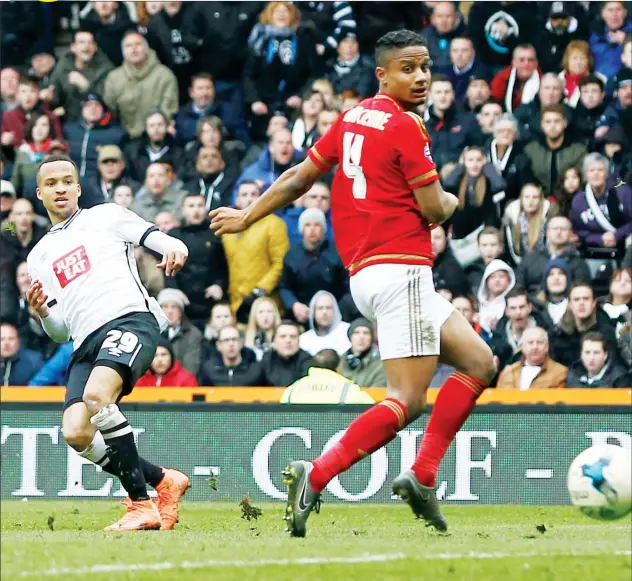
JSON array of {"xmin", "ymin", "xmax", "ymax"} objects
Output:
[{"xmin": 397, "ymin": 310, "xmax": 496, "ymax": 529}]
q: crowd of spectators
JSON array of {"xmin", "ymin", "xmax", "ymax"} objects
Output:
[{"xmin": 1, "ymin": 1, "xmax": 630, "ymax": 390}]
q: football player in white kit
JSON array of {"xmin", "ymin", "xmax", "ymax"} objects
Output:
[{"xmin": 25, "ymin": 155, "xmax": 191, "ymax": 532}]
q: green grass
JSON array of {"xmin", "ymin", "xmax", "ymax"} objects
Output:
[{"xmin": 1, "ymin": 501, "xmax": 630, "ymax": 581}]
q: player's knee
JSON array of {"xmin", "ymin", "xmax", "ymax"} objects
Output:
[
  {"xmin": 467, "ymin": 344, "xmax": 496, "ymax": 385},
  {"xmin": 62, "ymin": 426, "xmax": 93, "ymax": 451},
  {"xmin": 82, "ymin": 390, "xmax": 109, "ymax": 414}
]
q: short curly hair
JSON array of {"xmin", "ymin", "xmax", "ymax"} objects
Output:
[{"xmin": 375, "ymin": 29, "xmax": 428, "ymax": 67}]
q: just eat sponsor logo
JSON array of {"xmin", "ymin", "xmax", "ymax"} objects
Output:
[{"xmin": 53, "ymin": 246, "xmax": 91, "ymax": 288}]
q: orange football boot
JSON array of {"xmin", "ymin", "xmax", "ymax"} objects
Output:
[
  {"xmin": 155, "ymin": 469, "xmax": 191, "ymax": 530},
  {"xmin": 104, "ymin": 499, "xmax": 161, "ymax": 531}
]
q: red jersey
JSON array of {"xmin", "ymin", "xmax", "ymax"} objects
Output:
[{"xmin": 307, "ymin": 92, "xmax": 440, "ymax": 275}]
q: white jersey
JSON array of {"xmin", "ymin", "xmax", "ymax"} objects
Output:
[{"xmin": 27, "ymin": 204, "xmax": 170, "ymax": 350}]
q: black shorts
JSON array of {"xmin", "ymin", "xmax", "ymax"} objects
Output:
[{"xmin": 64, "ymin": 312, "xmax": 160, "ymax": 411}]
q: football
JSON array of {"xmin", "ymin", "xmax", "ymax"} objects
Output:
[{"xmin": 567, "ymin": 444, "xmax": 632, "ymax": 521}]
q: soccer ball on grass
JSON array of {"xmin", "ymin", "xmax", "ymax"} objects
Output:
[{"xmin": 567, "ymin": 444, "xmax": 632, "ymax": 521}]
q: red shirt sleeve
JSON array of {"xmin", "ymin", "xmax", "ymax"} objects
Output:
[
  {"xmin": 307, "ymin": 114, "xmax": 343, "ymax": 171},
  {"xmin": 395, "ymin": 112, "xmax": 439, "ymax": 188}
]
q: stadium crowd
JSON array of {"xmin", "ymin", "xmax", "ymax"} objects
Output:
[{"xmin": 0, "ymin": 1, "xmax": 630, "ymax": 391}]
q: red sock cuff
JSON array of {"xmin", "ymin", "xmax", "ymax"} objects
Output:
[
  {"xmin": 380, "ymin": 398, "xmax": 408, "ymax": 428},
  {"xmin": 451, "ymin": 371, "xmax": 487, "ymax": 395}
]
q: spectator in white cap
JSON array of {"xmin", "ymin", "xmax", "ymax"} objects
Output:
[
  {"xmin": 279, "ymin": 207, "xmax": 347, "ymax": 325},
  {"xmin": 157, "ymin": 288, "xmax": 203, "ymax": 376},
  {"xmin": 0, "ymin": 180, "xmax": 16, "ymax": 222}
]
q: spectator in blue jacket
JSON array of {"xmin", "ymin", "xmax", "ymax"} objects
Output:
[
  {"xmin": 174, "ymin": 73, "xmax": 222, "ymax": 146},
  {"xmin": 279, "ymin": 208, "xmax": 347, "ymax": 325},
  {"xmin": 1, "ymin": 321, "xmax": 44, "ymax": 386},
  {"xmin": 233, "ymin": 127, "xmax": 302, "ymax": 200},
  {"xmin": 28, "ymin": 342, "xmax": 73, "ymax": 386},
  {"xmin": 589, "ymin": 1, "xmax": 632, "ymax": 79},
  {"xmin": 596, "ymin": 67, "xmax": 632, "ymax": 136},
  {"xmin": 64, "ymin": 93, "xmax": 125, "ymax": 181}
]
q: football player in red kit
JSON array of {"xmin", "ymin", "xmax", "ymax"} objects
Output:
[{"xmin": 211, "ymin": 30, "xmax": 496, "ymax": 537}]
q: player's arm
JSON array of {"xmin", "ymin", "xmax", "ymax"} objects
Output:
[
  {"xmin": 413, "ymin": 180, "xmax": 459, "ymax": 225},
  {"xmin": 25, "ymin": 264, "xmax": 70, "ymax": 343},
  {"xmin": 108, "ymin": 205, "xmax": 189, "ymax": 276}
]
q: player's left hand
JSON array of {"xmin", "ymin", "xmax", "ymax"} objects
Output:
[
  {"xmin": 209, "ymin": 207, "xmax": 248, "ymax": 236},
  {"xmin": 157, "ymin": 250, "xmax": 187, "ymax": 277}
]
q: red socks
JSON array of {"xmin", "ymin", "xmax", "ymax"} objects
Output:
[
  {"xmin": 412, "ymin": 371, "xmax": 487, "ymax": 488},
  {"xmin": 310, "ymin": 398, "xmax": 407, "ymax": 493}
]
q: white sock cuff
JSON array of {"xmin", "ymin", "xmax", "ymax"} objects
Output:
[
  {"xmin": 78, "ymin": 431, "xmax": 110, "ymax": 466},
  {"xmin": 90, "ymin": 404, "xmax": 133, "ymax": 440}
]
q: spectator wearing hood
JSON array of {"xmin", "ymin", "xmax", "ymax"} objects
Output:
[
  {"xmin": 566, "ymin": 331, "xmax": 630, "ymax": 388},
  {"xmin": 491, "ymin": 44, "xmax": 542, "ymax": 114},
  {"xmin": 103, "ymin": 30, "xmax": 179, "ymax": 139},
  {"xmin": 234, "ymin": 128, "xmax": 302, "ymax": 199},
  {"xmin": 79, "ymin": 0, "xmax": 136, "ymax": 67},
  {"xmin": 222, "ymin": 181, "xmax": 289, "ymax": 322},
  {"xmin": 182, "ymin": 146, "xmax": 237, "ymax": 212},
  {"xmin": 597, "ymin": 125, "xmax": 632, "ymax": 179},
  {"xmin": 424, "ymin": 76, "xmax": 485, "ymax": 171},
  {"xmin": 198, "ymin": 325, "xmax": 263, "ymax": 387},
  {"xmin": 145, "ymin": 1, "xmax": 196, "ymax": 105},
  {"xmin": 496, "ymin": 327, "xmax": 568, "ymax": 389},
  {"xmin": 536, "ymin": 2, "xmax": 587, "ymax": 74},
  {"xmin": 261, "ymin": 320, "xmax": 313, "ymax": 387},
  {"xmin": 325, "ymin": 31, "xmax": 375, "ymax": 98},
  {"xmin": 465, "ymin": 226, "xmax": 506, "ymax": 295},
  {"xmin": 535, "ymin": 258, "xmax": 573, "ymax": 325},
  {"xmin": 570, "ymin": 153, "xmax": 632, "ymax": 254},
  {"xmin": 571, "ymin": 75, "xmax": 610, "ymax": 150},
  {"xmin": 491, "ymin": 288, "xmax": 553, "ymax": 371},
  {"xmin": 46, "ymin": 29, "xmax": 114, "ymax": 123},
  {"xmin": 421, "ymin": 2, "xmax": 466, "ymax": 72},
  {"xmin": 430, "ymin": 225, "xmax": 471, "ymax": 297},
  {"xmin": 477, "ymin": 258, "xmax": 516, "ymax": 333},
  {"xmin": 136, "ymin": 338, "xmax": 198, "ymax": 387},
  {"xmin": 165, "ymin": 193, "xmax": 228, "ymax": 329},
  {"xmin": 1, "ymin": 321, "xmax": 44, "ymax": 386},
  {"xmin": 338, "ymin": 319, "xmax": 387, "ymax": 388},
  {"xmin": 279, "ymin": 208, "xmax": 347, "ymax": 324},
  {"xmin": 442, "ymin": 37, "xmax": 491, "ymax": 101},
  {"xmin": 157, "ymin": 288, "xmax": 204, "ymax": 377},
  {"xmin": 123, "ymin": 109, "xmax": 183, "ymax": 182},
  {"xmin": 64, "ymin": 93, "xmax": 125, "ymax": 181},
  {"xmin": 549, "ymin": 282, "xmax": 619, "ymax": 367},
  {"xmin": 589, "ymin": 1, "xmax": 632, "ymax": 80},
  {"xmin": 517, "ymin": 216, "xmax": 591, "ymax": 296},
  {"xmin": 243, "ymin": 2, "xmax": 323, "ymax": 141},
  {"xmin": 299, "ymin": 290, "xmax": 351, "ymax": 356},
  {"xmin": 174, "ymin": 74, "xmax": 222, "ymax": 146}
]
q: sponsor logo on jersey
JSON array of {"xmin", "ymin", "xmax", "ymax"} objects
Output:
[{"xmin": 53, "ymin": 246, "xmax": 91, "ymax": 288}]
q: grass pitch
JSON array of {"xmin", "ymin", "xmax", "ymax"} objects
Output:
[{"xmin": 1, "ymin": 501, "xmax": 630, "ymax": 581}]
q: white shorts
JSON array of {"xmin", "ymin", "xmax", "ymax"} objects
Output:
[{"xmin": 350, "ymin": 264, "xmax": 455, "ymax": 360}]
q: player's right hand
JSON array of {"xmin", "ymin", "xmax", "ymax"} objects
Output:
[
  {"xmin": 209, "ymin": 207, "xmax": 248, "ymax": 236},
  {"xmin": 25, "ymin": 280, "xmax": 50, "ymax": 318}
]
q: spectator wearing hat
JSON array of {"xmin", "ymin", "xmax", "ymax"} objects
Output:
[
  {"xmin": 597, "ymin": 67, "xmax": 632, "ymax": 136},
  {"xmin": 324, "ymin": 31, "xmax": 375, "ymax": 98},
  {"xmin": 0, "ymin": 181, "xmax": 16, "ymax": 222},
  {"xmin": 261, "ymin": 321, "xmax": 313, "ymax": 387},
  {"xmin": 1, "ymin": 68, "xmax": 20, "ymax": 114},
  {"xmin": 103, "ymin": 30, "xmax": 179, "ymax": 139},
  {"xmin": 64, "ymin": 93, "xmax": 125, "ymax": 181},
  {"xmin": 123, "ymin": 109, "xmax": 184, "ymax": 183},
  {"xmin": 299, "ymin": 290, "xmax": 351, "ymax": 356},
  {"xmin": 80, "ymin": 144, "xmax": 139, "ymax": 208},
  {"xmin": 45, "ymin": 29, "xmax": 113, "ymax": 123},
  {"xmin": 571, "ymin": 75, "xmax": 609, "ymax": 150},
  {"xmin": 597, "ymin": 124, "xmax": 632, "ymax": 180},
  {"xmin": 1, "ymin": 77, "xmax": 63, "ymax": 156},
  {"xmin": 131, "ymin": 161, "xmax": 185, "ymax": 222},
  {"xmin": 491, "ymin": 44, "xmax": 542, "ymax": 114},
  {"xmin": 79, "ymin": 0, "xmax": 136, "ymax": 68},
  {"xmin": 421, "ymin": 2, "xmax": 466, "ymax": 73},
  {"xmin": 0, "ymin": 321, "xmax": 45, "ymax": 387},
  {"xmin": 442, "ymin": 37, "xmax": 490, "ymax": 101},
  {"xmin": 536, "ymin": 2, "xmax": 588, "ymax": 74},
  {"xmin": 589, "ymin": 1, "xmax": 632, "ymax": 80},
  {"xmin": 174, "ymin": 74, "xmax": 222, "ymax": 146},
  {"xmin": 496, "ymin": 327, "xmax": 568, "ymax": 389},
  {"xmin": 535, "ymin": 258, "xmax": 573, "ymax": 325},
  {"xmin": 182, "ymin": 146, "xmax": 237, "ymax": 212},
  {"xmin": 198, "ymin": 325, "xmax": 263, "ymax": 387},
  {"xmin": 157, "ymin": 288, "xmax": 203, "ymax": 376},
  {"xmin": 165, "ymin": 193, "xmax": 228, "ymax": 329},
  {"xmin": 145, "ymin": 0, "xmax": 196, "ymax": 106},
  {"xmin": 136, "ymin": 338, "xmax": 198, "ymax": 387},
  {"xmin": 283, "ymin": 182, "xmax": 334, "ymax": 248},
  {"xmin": 338, "ymin": 318, "xmax": 387, "ymax": 387},
  {"xmin": 222, "ymin": 181, "xmax": 290, "ymax": 323},
  {"xmin": 567, "ymin": 331, "xmax": 631, "ymax": 388},
  {"xmin": 279, "ymin": 207, "xmax": 347, "ymax": 324}
]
